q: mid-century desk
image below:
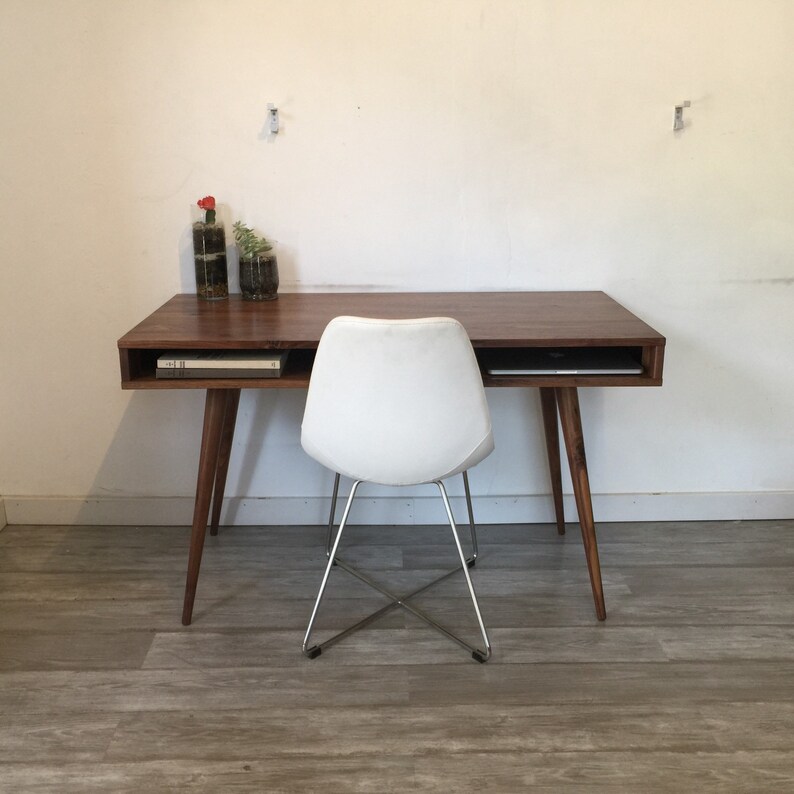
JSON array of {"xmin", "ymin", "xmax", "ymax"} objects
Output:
[{"xmin": 118, "ymin": 292, "xmax": 665, "ymax": 626}]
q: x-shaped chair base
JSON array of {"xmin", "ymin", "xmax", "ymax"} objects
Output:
[{"xmin": 302, "ymin": 473, "xmax": 492, "ymax": 663}]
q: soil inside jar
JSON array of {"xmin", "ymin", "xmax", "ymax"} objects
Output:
[{"xmin": 193, "ymin": 222, "xmax": 229, "ymax": 300}]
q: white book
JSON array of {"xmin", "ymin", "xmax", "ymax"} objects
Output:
[{"xmin": 157, "ymin": 351, "xmax": 288, "ymax": 370}]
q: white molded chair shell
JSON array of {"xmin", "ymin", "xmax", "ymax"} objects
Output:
[{"xmin": 301, "ymin": 316, "xmax": 494, "ymax": 486}]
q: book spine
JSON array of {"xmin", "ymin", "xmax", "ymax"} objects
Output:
[
  {"xmin": 156, "ymin": 368, "xmax": 283, "ymax": 379},
  {"xmin": 158, "ymin": 359, "xmax": 283, "ymax": 369}
]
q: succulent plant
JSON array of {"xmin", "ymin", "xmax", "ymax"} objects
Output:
[{"xmin": 233, "ymin": 221, "xmax": 273, "ymax": 259}]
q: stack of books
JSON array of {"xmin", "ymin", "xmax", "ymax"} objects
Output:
[{"xmin": 156, "ymin": 351, "xmax": 289, "ymax": 379}]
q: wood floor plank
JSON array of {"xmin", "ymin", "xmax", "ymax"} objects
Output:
[
  {"xmin": 411, "ymin": 750, "xmax": 794, "ymax": 792},
  {"xmin": 101, "ymin": 704, "xmax": 724, "ymax": 760},
  {"xmin": 0, "ymin": 714, "xmax": 120, "ymax": 763},
  {"xmin": 415, "ymin": 592, "xmax": 794, "ymax": 627},
  {"xmin": 0, "ymin": 667, "xmax": 410, "ymax": 715},
  {"xmin": 620, "ymin": 566, "xmax": 794, "ymax": 595},
  {"xmin": 0, "ymin": 543, "xmax": 403, "ymax": 572},
  {"xmin": 0, "ymin": 567, "xmax": 631, "ymax": 602},
  {"xmin": 5, "ymin": 752, "xmax": 794, "ymax": 794},
  {"xmin": 6, "ymin": 703, "xmax": 794, "ymax": 768},
  {"xmin": 0, "ymin": 597, "xmax": 408, "ymax": 631},
  {"xmin": 406, "ymin": 539, "xmax": 794, "ymax": 569},
  {"xmin": 574, "ymin": 519, "xmax": 794, "ymax": 544},
  {"xmin": 6, "ymin": 591, "xmax": 793, "ymax": 631},
  {"xmin": 594, "ymin": 592, "xmax": 794, "ymax": 626},
  {"xmin": 407, "ymin": 661, "xmax": 794, "ymax": 707},
  {"xmin": 0, "ymin": 569, "xmax": 379, "ymax": 601},
  {"xmin": 98, "ymin": 702, "xmax": 794, "ymax": 761},
  {"xmin": 2, "ymin": 519, "xmax": 789, "ymax": 547},
  {"xmin": 8, "ymin": 661, "xmax": 787, "ymax": 715},
  {"xmin": 0, "ymin": 757, "xmax": 416, "ymax": 793},
  {"xmin": 3, "ymin": 751, "xmax": 793, "ymax": 793},
  {"xmin": 0, "ymin": 525, "xmax": 320, "ymax": 549},
  {"xmin": 0, "ymin": 523, "xmax": 557, "ymax": 548},
  {"xmin": 140, "ymin": 626, "xmax": 669, "ymax": 668},
  {"xmin": 0, "ymin": 631, "xmax": 154, "ymax": 672},
  {"xmin": 657, "ymin": 626, "xmax": 794, "ymax": 660}
]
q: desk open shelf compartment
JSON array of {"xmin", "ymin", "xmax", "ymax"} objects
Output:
[
  {"xmin": 478, "ymin": 345, "xmax": 663, "ymax": 388},
  {"xmin": 119, "ymin": 348, "xmax": 317, "ymax": 389}
]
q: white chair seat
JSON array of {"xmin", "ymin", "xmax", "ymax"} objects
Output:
[{"xmin": 301, "ymin": 316, "xmax": 494, "ymax": 485}]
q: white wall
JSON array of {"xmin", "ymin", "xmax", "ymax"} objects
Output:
[{"xmin": 1, "ymin": 0, "xmax": 792, "ymax": 524}]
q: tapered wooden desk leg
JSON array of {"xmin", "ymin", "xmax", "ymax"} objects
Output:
[
  {"xmin": 539, "ymin": 387, "xmax": 566, "ymax": 535},
  {"xmin": 210, "ymin": 389, "xmax": 241, "ymax": 536},
  {"xmin": 555, "ymin": 387, "xmax": 607, "ymax": 621},
  {"xmin": 182, "ymin": 389, "xmax": 228, "ymax": 626}
]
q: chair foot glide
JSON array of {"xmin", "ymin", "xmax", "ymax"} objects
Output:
[
  {"xmin": 304, "ymin": 646, "xmax": 322, "ymax": 659},
  {"xmin": 472, "ymin": 650, "xmax": 488, "ymax": 663}
]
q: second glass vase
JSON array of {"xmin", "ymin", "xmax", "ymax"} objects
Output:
[{"xmin": 240, "ymin": 252, "xmax": 279, "ymax": 301}]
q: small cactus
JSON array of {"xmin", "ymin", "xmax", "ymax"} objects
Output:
[{"xmin": 197, "ymin": 196, "xmax": 216, "ymax": 225}]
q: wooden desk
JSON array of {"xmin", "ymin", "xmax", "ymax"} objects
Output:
[{"xmin": 118, "ymin": 292, "xmax": 665, "ymax": 625}]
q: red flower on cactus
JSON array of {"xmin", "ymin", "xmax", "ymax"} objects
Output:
[{"xmin": 197, "ymin": 195, "xmax": 217, "ymax": 224}]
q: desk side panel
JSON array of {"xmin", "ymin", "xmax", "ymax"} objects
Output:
[{"xmin": 642, "ymin": 343, "xmax": 665, "ymax": 383}]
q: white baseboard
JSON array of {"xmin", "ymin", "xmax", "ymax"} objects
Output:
[
  {"xmin": 0, "ymin": 498, "xmax": 6, "ymax": 530},
  {"xmin": 4, "ymin": 491, "xmax": 794, "ymax": 526}
]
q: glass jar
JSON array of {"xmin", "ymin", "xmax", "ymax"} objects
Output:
[
  {"xmin": 239, "ymin": 251, "xmax": 279, "ymax": 301},
  {"xmin": 193, "ymin": 222, "xmax": 229, "ymax": 300}
]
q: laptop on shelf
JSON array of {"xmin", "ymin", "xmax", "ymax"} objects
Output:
[{"xmin": 483, "ymin": 347, "xmax": 643, "ymax": 376}]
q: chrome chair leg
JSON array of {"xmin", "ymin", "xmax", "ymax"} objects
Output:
[
  {"xmin": 326, "ymin": 472, "xmax": 341, "ymax": 558},
  {"xmin": 303, "ymin": 480, "xmax": 361, "ymax": 658},
  {"xmin": 325, "ymin": 471, "xmax": 479, "ymax": 568},
  {"xmin": 436, "ymin": 480, "xmax": 491, "ymax": 662},
  {"xmin": 462, "ymin": 470, "xmax": 478, "ymax": 563},
  {"xmin": 329, "ymin": 471, "xmax": 477, "ymax": 563},
  {"xmin": 304, "ymin": 475, "xmax": 491, "ymax": 662}
]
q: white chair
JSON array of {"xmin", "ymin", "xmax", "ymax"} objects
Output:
[{"xmin": 300, "ymin": 316, "xmax": 495, "ymax": 662}]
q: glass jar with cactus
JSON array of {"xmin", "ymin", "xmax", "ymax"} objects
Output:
[
  {"xmin": 233, "ymin": 221, "xmax": 279, "ymax": 301},
  {"xmin": 193, "ymin": 196, "xmax": 229, "ymax": 300}
]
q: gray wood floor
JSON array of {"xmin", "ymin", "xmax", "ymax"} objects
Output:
[{"xmin": 1, "ymin": 518, "xmax": 794, "ymax": 792}]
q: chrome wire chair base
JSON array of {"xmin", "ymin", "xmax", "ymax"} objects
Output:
[{"xmin": 303, "ymin": 472, "xmax": 491, "ymax": 663}]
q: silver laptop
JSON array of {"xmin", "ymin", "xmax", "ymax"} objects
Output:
[{"xmin": 484, "ymin": 347, "xmax": 643, "ymax": 375}]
